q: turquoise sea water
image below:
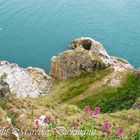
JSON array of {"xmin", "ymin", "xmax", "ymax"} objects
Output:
[{"xmin": 0, "ymin": 0, "xmax": 140, "ymax": 72}]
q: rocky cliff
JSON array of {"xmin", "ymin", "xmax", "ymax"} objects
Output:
[
  {"xmin": 50, "ymin": 37, "xmax": 134, "ymax": 80},
  {"xmin": 0, "ymin": 37, "xmax": 135, "ymax": 98},
  {"xmin": 0, "ymin": 37, "xmax": 139, "ymax": 140},
  {"xmin": 0, "ymin": 61, "xmax": 53, "ymax": 98}
]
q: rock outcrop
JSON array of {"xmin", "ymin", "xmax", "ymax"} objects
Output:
[
  {"xmin": 0, "ymin": 37, "xmax": 135, "ymax": 97},
  {"xmin": 0, "ymin": 80, "xmax": 11, "ymax": 98},
  {"xmin": 0, "ymin": 61, "xmax": 53, "ymax": 98},
  {"xmin": 50, "ymin": 37, "xmax": 134, "ymax": 80}
]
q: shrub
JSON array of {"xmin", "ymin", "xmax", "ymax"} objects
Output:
[{"xmin": 78, "ymin": 73, "xmax": 140, "ymax": 113}]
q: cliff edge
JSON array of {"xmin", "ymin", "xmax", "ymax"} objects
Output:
[
  {"xmin": 0, "ymin": 37, "xmax": 135, "ymax": 98},
  {"xmin": 50, "ymin": 37, "xmax": 133, "ymax": 80}
]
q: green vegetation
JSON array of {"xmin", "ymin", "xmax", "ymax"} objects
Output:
[
  {"xmin": 37, "ymin": 68, "xmax": 112, "ymax": 106},
  {"xmin": 78, "ymin": 73, "xmax": 140, "ymax": 113},
  {"xmin": 1, "ymin": 66, "xmax": 139, "ymax": 139},
  {"xmin": 134, "ymin": 128, "xmax": 140, "ymax": 140},
  {"xmin": 0, "ymin": 70, "xmax": 139, "ymax": 139},
  {"xmin": 0, "ymin": 98, "xmax": 8, "ymax": 109},
  {"xmin": 60, "ymin": 68, "xmax": 112, "ymax": 102},
  {"xmin": 7, "ymin": 112, "xmax": 17, "ymax": 122},
  {"xmin": 61, "ymin": 71, "xmax": 106, "ymax": 102}
]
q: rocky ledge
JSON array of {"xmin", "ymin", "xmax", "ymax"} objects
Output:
[
  {"xmin": 0, "ymin": 37, "xmax": 135, "ymax": 98},
  {"xmin": 50, "ymin": 37, "xmax": 134, "ymax": 79}
]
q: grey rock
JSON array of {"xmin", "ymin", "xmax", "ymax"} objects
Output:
[
  {"xmin": 0, "ymin": 80, "xmax": 11, "ymax": 98},
  {"xmin": 133, "ymin": 102, "xmax": 140, "ymax": 109},
  {"xmin": 0, "ymin": 61, "xmax": 54, "ymax": 98}
]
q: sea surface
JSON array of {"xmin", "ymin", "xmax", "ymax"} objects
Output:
[{"xmin": 0, "ymin": 0, "xmax": 140, "ymax": 72}]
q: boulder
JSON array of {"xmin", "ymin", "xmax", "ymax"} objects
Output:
[
  {"xmin": 50, "ymin": 37, "xmax": 134, "ymax": 80},
  {"xmin": 0, "ymin": 80, "xmax": 11, "ymax": 98},
  {"xmin": 50, "ymin": 46, "xmax": 106, "ymax": 79},
  {"xmin": 0, "ymin": 61, "xmax": 53, "ymax": 98}
]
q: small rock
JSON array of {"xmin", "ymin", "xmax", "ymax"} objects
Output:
[
  {"xmin": 133, "ymin": 102, "xmax": 140, "ymax": 109},
  {"xmin": 0, "ymin": 80, "xmax": 11, "ymax": 98}
]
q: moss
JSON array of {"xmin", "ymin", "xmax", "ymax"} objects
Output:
[{"xmin": 0, "ymin": 72, "xmax": 8, "ymax": 81}]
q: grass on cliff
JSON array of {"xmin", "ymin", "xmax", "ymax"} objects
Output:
[
  {"xmin": 59, "ymin": 68, "xmax": 112, "ymax": 103},
  {"xmin": 36, "ymin": 67, "xmax": 140, "ymax": 114},
  {"xmin": 0, "ymin": 98, "xmax": 8, "ymax": 109},
  {"xmin": 77, "ymin": 73, "xmax": 140, "ymax": 113},
  {"xmin": 36, "ymin": 68, "xmax": 112, "ymax": 106}
]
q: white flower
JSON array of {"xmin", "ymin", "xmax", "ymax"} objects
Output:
[
  {"xmin": 39, "ymin": 115, "xmax": 46, "ymax": 122},
  {"xmin": 6, "ymin": 117, "xmax": 12, "ymax": 125}
]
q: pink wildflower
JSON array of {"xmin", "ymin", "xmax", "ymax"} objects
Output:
[
  {"xmin": 92, "ymin": 107, "xmax": 100, "ymax": 115},
  {"xmin": 116, "ymin": 128, "xmax": 124, "ymax": 136},
  {"xmin": 102, "ymin": 121, "xmax": 110, "ymax": 134},
  {"xmin": 44, "ymin": 116, "xmax": 50, "ymax": 123},
  {"xmin": 84, "ymin": 105, "xmax": 91, "ymax": 114}
]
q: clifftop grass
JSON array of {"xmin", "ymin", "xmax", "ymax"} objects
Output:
[
  {"xmin": 36, "ymin": 67, "xmax": 140, "ymax": 114},
  {"xmin": 77, "ymin": 73, "xmax": 140, "ymax": 113},
  {"xmin": 36, "ymin": 67, "xmax": 113, "ymax": 106},
  {"xmin": 0, "ymin": 68, "xmax": 140, "ymax": 139}
]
